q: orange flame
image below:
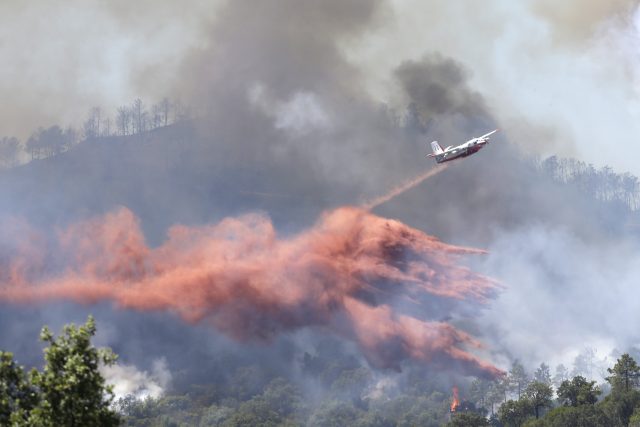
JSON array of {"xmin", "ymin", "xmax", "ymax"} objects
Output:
[{"xmin": 451, "ymin": 386, "xmax": 460, "ymax": 412}]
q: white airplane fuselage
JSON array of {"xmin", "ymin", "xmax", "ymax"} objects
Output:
[{"xmin": 428, "ymin": 130, "xmax": 497, "ymax": 164}]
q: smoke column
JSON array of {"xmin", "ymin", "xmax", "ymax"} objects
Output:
[
  {"xmin": 0, "ymin": 205, "xmax": 501, "ymax": 377},
  {"xmin": 363, "ymin": 164, "xmax": 449, "ymax": 210}
]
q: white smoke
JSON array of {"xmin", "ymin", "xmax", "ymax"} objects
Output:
[
  {"xmin": 248, "ymin": 82, "xmax": 332, "ymax": 136},
  {"xmin": 477, "ymin": 225, "xmax": 640, "ymax": 375},
  {"xmin": 102, "ymin": 358, "xmax": 172, "ymax": 400}
]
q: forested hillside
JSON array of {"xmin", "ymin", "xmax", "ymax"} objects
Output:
[{"xmin": 1, "ymin": 103, "xmax": 639, "ymax": 426}]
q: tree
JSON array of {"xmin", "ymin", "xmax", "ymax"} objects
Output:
[
  {"xmin": 26, "ymin": 128, "xmax": 45, "ymax": 160},
  {"xmin": 498, "ymin": 399, "xmax": 532, "ymax": 427},
  {"xmin": 160, "ymin": 97, "xmax": 171, "ymax": 127},
  {"xmin": 131, "ymin": 98, "xmax": 147, "ymax": 135},
  {"xmin": 552, "ymin": 364, "xmax": 568, "ymax": 390},
  {"xmin": 621, "ymin": 173, "xmax": 640, "ymax": 210},
  {"xmin": 83, "ymin": 107, "xmax": 101, "ymax": 140},
  {"xmin": 533, "ymin": 363, "xmax": 551, "ymax": 386},
  {"xmin": 448, "ymin": 411, "xmax": 489, "ymax": 427},
  {"xmin": 571, "ymin": 348, "xmax": 597, "ymax": 379},
  {"xmin": 152, "ymin": 103, "xmax": 163, "ymax": 129},
  {"xmin": 260, "ymin": 377, "xmax": 304, "ymax": 419},
  {"xmin": 509, "ymin": 361, "xmax": 529, "ymax": 400},
  {"xmin": 223, "ymin": 398, "xmax": 282, "ymax": 427},
  {"xmin": 488, "ymin": 412, "xmax": 502, "ymax": 426},
  {"xmin": 629, "ymin": 406, "xmax": 640, "ymax": 427},
  {"xmin": 38, "ymin": 126, "xmax": 67, "ymax": 157},
  {"xmin": 63, "ymin": 127, "xmax": 78, "ymax": 150},
  {"xmin": 0, "ymin": 137, "xmax": 20, "ymax": 168},
  {"xmin": 14, "ymin": 316, "xmax": 121, "ymax": 426},
  {"xmin": 556, "ymin": 376, "xmax": 600, "ymax": 407},
  {"xmin": 0, "ymin": 352, "xmax": 38, "ymax": 425},
  {"xmin": 599, "ymin": 389, "xmax": 640, "ymax": 426},
  {"xmin": 470, "ymin": 378, "xmax": 492, "ymax": 413},
  {"xmin": 606, "ymin": 353, "xmax": 640, "ymax": 393},
  {"xmin": 487, "ymin": 381, "xmax": 505, "ymax": 415},
  {"xmin": 523, "ymin": 382, "xmax": 552, "ymax": 419},
  {"xmin": 308, "ymin": 400, "xmax": 362, "ymax": 427},
  {"xmin": 533, "ymin": 405, "xmax": 610, "ymax": 427},
  {"xmin": 102, "ymin": 117, "xmax": 112, "ymax": 137},
  {"xmin": 117, "ymin": 106, "xmax": 131, "ymax": 136}
]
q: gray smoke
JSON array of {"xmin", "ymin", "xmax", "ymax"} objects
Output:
[{"xmin": 0, "ymin": 0, "xmax": 639, "ymax": 388}]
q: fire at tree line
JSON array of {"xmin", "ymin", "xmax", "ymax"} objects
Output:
[{"xmin": 3, "ymin": 317, "xmax": 640, "ymax": 426}]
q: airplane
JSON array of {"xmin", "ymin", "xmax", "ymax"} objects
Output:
[{"xmin": 427, "ymin": 129, "xmax": 498, "ymax": 163}]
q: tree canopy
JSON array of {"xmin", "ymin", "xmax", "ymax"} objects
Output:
[
  {"xmin": 607, "ymin": 353, "xmax": 640, "ymax": 393},
  {"xmin": 557, "ymin": 376, "xmax": 601, "ymax": 407},
  {"xmin": 0, "ymin": 316, "xmax": 119, "ymax": 426}
]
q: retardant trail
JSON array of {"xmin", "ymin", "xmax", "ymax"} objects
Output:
[
  {"xmin": 0, "ymin": 206, "xmax": 501, "ymax": 378},
  {"xmin": 363, "ymin": 164, "xmax": 449, "ymax": 210}
]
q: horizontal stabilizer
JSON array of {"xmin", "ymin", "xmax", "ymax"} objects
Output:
[{"xmin": 479, "ymin": 129, "xmax": 499, "ymax": 139}]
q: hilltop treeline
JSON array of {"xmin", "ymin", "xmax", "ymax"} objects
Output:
[
  {"xmin": 532, "ymin": 156, "xmax": 640, "ymax": 211},
  {"xmin": 2, "ymin": 105, "xmax": 638, "ymax": 219},
  {"xmin": 0, "ymin": 98, "xmax": 188, "ymax": 165}
]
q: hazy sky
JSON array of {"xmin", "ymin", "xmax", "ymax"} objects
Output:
[{"xmin": 1, "ymin": 0, "xmax": 638, "ymax": 175}]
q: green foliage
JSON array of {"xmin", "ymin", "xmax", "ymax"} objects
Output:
[
  {"xmin": 487, "ymin": 380, "xmax": 507, "ymax": 414},
  {"xmin": 0, "ymin": 352, "xmax": 38, "ymax": 425},
  {"xmin": 508, "ymin": 361, "xmax": 529, "ymax": 400},
  {"xmin": 532, "ymin": 364, "xmax": 551, "ymax": 386},
  {"xmin": 106, "ymin": 341, "xmax": 640, "ymax": 427},
  {"xmin": 488, "ymin": 413, "xmax": 502, "ymax": 426},
  {"xmin": 308, "ymin": 400, "xmax": 362, "ymax": 427},
  {"xmin": 259, "ymin": 377, "xmax": 304, "ymax": 418},
  {"xmin": 599, "ymin": 389, "xmax": 640, "ymax": 426},
  {"xmin": 607, "ymin": 353, "xmax": 640, "ymax": 393},
  {"xmin": 200, "ymin": 404, "xmax": 234, "ymax": 426},
  {"xmin": 551, "ymin": 364, "xmax": 568, "ymax": 390},
  {"xmin": 629, "ymin": 406, "xmax": 640, "ymax": 427},
  {"xmin": 525, "ymin": 405, "xmax": 610, "ymax": 427},
  {"xmin": 118, "ymin": 395, "xmax": 203, "ymax": 426},
  {"xmin": 556, "ymin": 375, "xmax": 600, "ymax": 407},
  {"xmin": 222, "ymin": 398, "xmax": 282, "ymax": 427},
  {"xmin": 523, "ymin": 381, "xmax": 552, "ymax": 419},
  {"xmin": 469, "ymin": 378, "xmax": 492, "ymax": 412},
  {"xmin": 329, "ymin": 367, "xmax": 371, "ymax": 398},
  {"xmin": 447, "ymin": 411, "xmax": 489, "ymax": 426},
  {"xmin": 120, "ymin": 377, "xmax": 306, "ymax": 427},
  {"xmin": 498, "ymin": 399, "xmax": 533, "ymax": 427},
  {"xmin": 364, "ymin": 393, "xmax": 446, "ymax": 427},
  {"xmin": 0, "ymin": 316, "xmax": 119, "ymax": 427},
  {"xmin": 222, "ymin": 377, "xmax": 305, "ymax": 426},
  {"xmin": 29, "ymin": 316, "xmax": 119, "ymax": 427}
]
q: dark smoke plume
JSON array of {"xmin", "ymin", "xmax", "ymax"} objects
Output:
[{"xmin": 0, "ymin": 206, "xmax": 501, "ymax": 377}]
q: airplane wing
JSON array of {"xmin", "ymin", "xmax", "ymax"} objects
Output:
[{"xmin": 479, "ymin": 129, "xmax": 499, "ymax": 139}]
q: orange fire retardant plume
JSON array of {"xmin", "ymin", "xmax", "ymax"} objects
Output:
[{"xmin": 0, "ymin": 206, "xmax": 502, "ymax": 377}]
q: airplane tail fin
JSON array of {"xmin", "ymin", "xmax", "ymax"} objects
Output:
[{"xmin": 430, "ymin": 141, "xmax": 443, "ymax": 155}]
